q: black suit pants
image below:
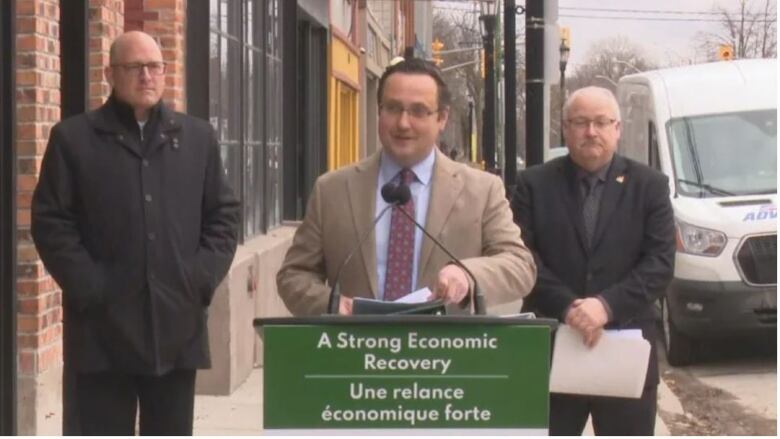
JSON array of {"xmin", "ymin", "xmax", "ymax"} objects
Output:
[
  {"xmin": 549, "ymin": 385, "xmax": 658, "ymax": 436},
  {"xmin": 72, "ymin": 369, "xmax": 196, "ymax": 436}
]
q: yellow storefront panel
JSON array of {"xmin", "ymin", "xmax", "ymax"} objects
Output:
[{"xmin": 328, "ymin": 34, "xmax": 361, "ymax": 170}]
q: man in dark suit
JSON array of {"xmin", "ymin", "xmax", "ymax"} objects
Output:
[{"xmin": 512, "ymin": 86, "xmax": 675, "ymax": 435}]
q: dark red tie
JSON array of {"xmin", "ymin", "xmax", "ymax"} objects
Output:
[{"xmin": 383, "ymin": 168, "xmax": 416, "ymax": 301}]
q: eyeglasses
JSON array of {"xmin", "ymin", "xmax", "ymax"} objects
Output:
[
  {"xmin": 380, "ymin": 102, "xmax": 439, "ymax": 119},
  {"xmin": 111, "ymin": 61, "xmax": 166, "ymax": 76},
  {"xmin": 566, "ymin": 117, "xmax": 618, "ymax": 130}
]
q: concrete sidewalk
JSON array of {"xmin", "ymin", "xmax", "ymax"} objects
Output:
[
  {"xmin": 582, "ymin": 379, "xmax": 674, "ymax": 435},
  {"xmin": 193, "ymin": 369, "xmax": 263, "ymax": 436},
  {"xmin": 193, "ymin": 368, "xmax": 673, "ymax": 436}
]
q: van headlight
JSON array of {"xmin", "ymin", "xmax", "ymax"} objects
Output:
[{"xmin": 675, "ymin": 219, "xmax": 727, "ymax": 256}]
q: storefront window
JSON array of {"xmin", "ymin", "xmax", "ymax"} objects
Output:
[{"xmin": 209, "ymin": 0, "xmax": 283, "ymax": 240}]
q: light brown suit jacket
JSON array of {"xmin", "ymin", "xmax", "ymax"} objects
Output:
[{"xmin": 276, "ymin": 149, "xmax": 537, "ymax": 316}]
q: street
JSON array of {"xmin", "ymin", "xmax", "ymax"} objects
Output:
[{"xmin": 657, "ymin": 334, "xmax": 777, "ymax": 435}]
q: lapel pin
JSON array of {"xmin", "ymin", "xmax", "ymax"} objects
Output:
[{"xmin": 616, "ymin": 175, "xmax": 625, "ymax": 184}]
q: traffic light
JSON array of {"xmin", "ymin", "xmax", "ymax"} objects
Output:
[
  {"xmin": 432, "ymin": 38, "xmax": 444, "ymax": 67},
  {"xmin": 560, "ymin": 26, "xmax": 571, "ymax": 51},
  {"xmin": 718, "ymin": 44, "xmax": 734, "ymax": 60}
]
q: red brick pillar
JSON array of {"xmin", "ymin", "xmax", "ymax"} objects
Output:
[
  {"xmin": 15, "ymin": 0, "xmax": 63, "ymax": 432},
  {"xmin": 88, "ymin": 0, "xmax": 124, "ymax": 109},
  {"xmin": 125, "ymin": 0, "xmax": 186, "ymax": 111},
  {"xmin": 124, "ymin": 0, "xmax": 144, "ymax": 31}
]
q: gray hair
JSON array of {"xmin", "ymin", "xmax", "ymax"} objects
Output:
[{"xmin": 562, "ymin": 86, "xmax": 621, "ymax": 121}]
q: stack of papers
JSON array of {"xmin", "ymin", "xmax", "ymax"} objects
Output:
[
  {"xmin": 393, "ymin": 287, "xmax": 433, "ymax": 304},
  {"xmin": 549, "ymin": 324, "xmax": 651, "ymax": 399}
]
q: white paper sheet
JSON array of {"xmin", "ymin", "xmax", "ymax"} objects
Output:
[
  {"xmin": 392, "ymin": 287, "xmax": 433, "ymax": 304},
  {"xmin": 549, "ymin": 324, "xmax": 651, "ymax": 399}
]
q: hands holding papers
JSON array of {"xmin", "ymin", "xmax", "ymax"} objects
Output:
[
  {"xmin": 339, "ymin": 287, "xmax": 438, "ymax": 315},
  {"xmin": 430, "ymin": 264, "xmax": 470, "ymax": 305},
  {"xmin": 338, "ymin": 296, "xmax": 354, "ymax": 315},
  {"xmin": 393, "ymin": 287, "xmax": 434, "ymax": 304},
  {"xmin": 549, "ymin": 324, "xmax": 651, "ymax": 399},
  {"xmin": 565, "ymin": 297, "xmax": 609, "ymax": 347},
  {"xmin": 348, "ymin": 288, "xmax": 446, "ymax": 315},
  {"xmin": 339, "ymin": 265, "xmax": 470, "ymax": 315},
  {"xmin": 555, "ymin": 295, "xmax": 648, "ymax": 399}
]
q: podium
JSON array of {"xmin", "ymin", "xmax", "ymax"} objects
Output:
[{"xmin": 253, "ymin": 315, "xmax": 557, "ymax": 435}]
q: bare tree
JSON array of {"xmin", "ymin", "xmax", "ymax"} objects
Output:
[
  {"xmin": 696, "ymin": 0, "xmax": 777, "ymax": 60},
  {"xmin": 567, "ymin": 37, "xmax": 656, "ymax": 93},
  {"xmin": 549, "ymin": 37, "xmax": 654, "ymax": 147},
  {"xmin": 433, "ymin": 10, "xmax": 484, "ymax": 161}
]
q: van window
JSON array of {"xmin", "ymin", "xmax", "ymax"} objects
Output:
[
  {"xmin": 648, "ymin": 122, "xmax": 660, "ymax": 170},
  {"xmin": 668, "ymin": 109, "xmax": 777, "ymax": 197}
]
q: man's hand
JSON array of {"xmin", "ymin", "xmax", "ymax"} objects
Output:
[
  {"xmin": 339, "ymin": 296, "xmax": 353, "ymax": 315},
  {"xmin": 565, "ymin": 297, "xmax": 609, "ymax": 348},
  {"xmin": 431, "ymin": 264, "xmax": 470, "ymax": 305}
]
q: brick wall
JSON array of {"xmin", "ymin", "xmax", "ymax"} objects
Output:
[
  {"xmin": 123, "ymin": 0, "xmax": 144, "ymax": 31},
  {"xmin": 124, "ymin": 0, "xmax": 186, "ymax": 111},
  {"xmin": 88, "ymin": 0, "xmax": 124, "ymax": 109},
  {"xmin": 15, "ymin": 0, "xmax": 125, "ymax": 433},
  {"xmin": 15, "ymin": 0, "xmax": 63, "ymax": 385}
]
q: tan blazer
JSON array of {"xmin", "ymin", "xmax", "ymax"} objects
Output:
[{"xmin": 277, "ymin": 149, "xmax": 537, "ymax": 316}]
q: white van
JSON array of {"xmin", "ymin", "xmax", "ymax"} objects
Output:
[{"xmin": 616, "ymin": 59, "xmax": 777, "ymax": 366}]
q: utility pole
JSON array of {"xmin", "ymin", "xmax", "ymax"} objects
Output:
[
  {"xmin": 480, "ymin": 12, "xmax": 497, "ymax": 171},
  {"xmin": 504, "ymin": 0, "xmax": 520, "ymax": 185},
  {"xmin": 559, "ymin": 27, "xmax": 570, "ymax": 147},
  {"xmin": 525, "ymin": 0, "xmax": 545, "ymax": 167}
]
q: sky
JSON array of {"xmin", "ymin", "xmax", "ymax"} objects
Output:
[
  {"xmin": 558, "ymin": 0, "xmax": 745, "ymax": 68},
  {"xmin": 432, "ymin": 0, "xmax": 771, "ymax": 69}
]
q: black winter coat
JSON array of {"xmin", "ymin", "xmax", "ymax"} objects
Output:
[{"xmin": 31, "ymin": 96, "xmax": 240, "ymax": 375}]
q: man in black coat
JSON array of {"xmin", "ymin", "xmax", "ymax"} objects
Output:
[
  {"xmin": 512, "ymin": 86, "xmax": 675, "ymax": 435},
  {"xmin": 31, "ymin": 31, "xmax": 239, "ymax": 435}
]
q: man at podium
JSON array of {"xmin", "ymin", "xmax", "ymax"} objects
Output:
[{"xmin": 277, "ymin": 58, "xmax": 536, "ymax": 316}]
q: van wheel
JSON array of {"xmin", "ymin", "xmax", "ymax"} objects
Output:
[{"xmin": 662, "ymin": 298, "xmax": 695, "ymax": 366}]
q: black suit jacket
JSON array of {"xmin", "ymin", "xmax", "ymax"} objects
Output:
[{"xmin": 511, "ymin": 154, "xmax": 675, "ymax": 387}]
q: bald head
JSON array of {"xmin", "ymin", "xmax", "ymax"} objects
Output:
[
  {"xmin": 562, "ymin": 86, "xmax": 622, "ymax": 172},
  {"xmin": 109, "ymin": 31, "xmax": 162, "ymax": 65},
  {"xmin": 105, "ymin": 31, "xmax": 166, "ymax": 121},
  {"xmin": 563, "ymin": 86, "xmax": 621, "ymax": 122}
]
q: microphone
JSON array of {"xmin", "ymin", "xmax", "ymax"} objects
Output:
[
  {"xmin": 326, "ymin": 182, "xmax": 404, "ymax": 314},
  {"xmin": 381, "ymin": 183, "xmax": 486, "ymax": 315},
  {"xmin": 380, "ymin": 182, "xmax": 411, "ymax": 205}
]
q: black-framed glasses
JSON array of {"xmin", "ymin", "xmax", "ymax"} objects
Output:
[
  {"xmin": 565, "ymin": 117, "xmax": 618, "ymax": 130},
  {"xmin": 112, "ymin": 61, "xmax": 166, "ymax": 76},
  {"xmin": 380, "ymin": 102, "xmax": 440, "ymax": 119}
]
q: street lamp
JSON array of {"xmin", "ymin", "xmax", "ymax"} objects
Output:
[
  {"xmin": 559, "ymin": 39, "xmax": 570, "ymax": 146},
  {"xmin": 466, "ymin": 97, "xmax": 475, "ymax": 162},
  {"xmin": 479, "ymin": 0, "xmax": 497, "ymax": 171}
]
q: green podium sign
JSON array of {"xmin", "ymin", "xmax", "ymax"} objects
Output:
[{"xmin": 255, "ymin": 315, "xmax": 555, "ymax": 435}]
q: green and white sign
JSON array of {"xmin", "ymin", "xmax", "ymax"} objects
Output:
[{"xmin": 262, "ymin": 321, "xmax": 551, "ymax": 435}]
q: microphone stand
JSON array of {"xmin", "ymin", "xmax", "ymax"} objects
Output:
[
  {"xmin": 327, "ymin": 203, "xmax": 395, "ymax": 314},
  {"xmin": 391, "ymin": 201, "xmax": 486, "ymax": 315}
]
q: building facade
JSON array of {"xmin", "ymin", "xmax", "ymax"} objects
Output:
[{"xmin": 0, "ymin": 0, "xmax": 427, "ymax": 434}]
